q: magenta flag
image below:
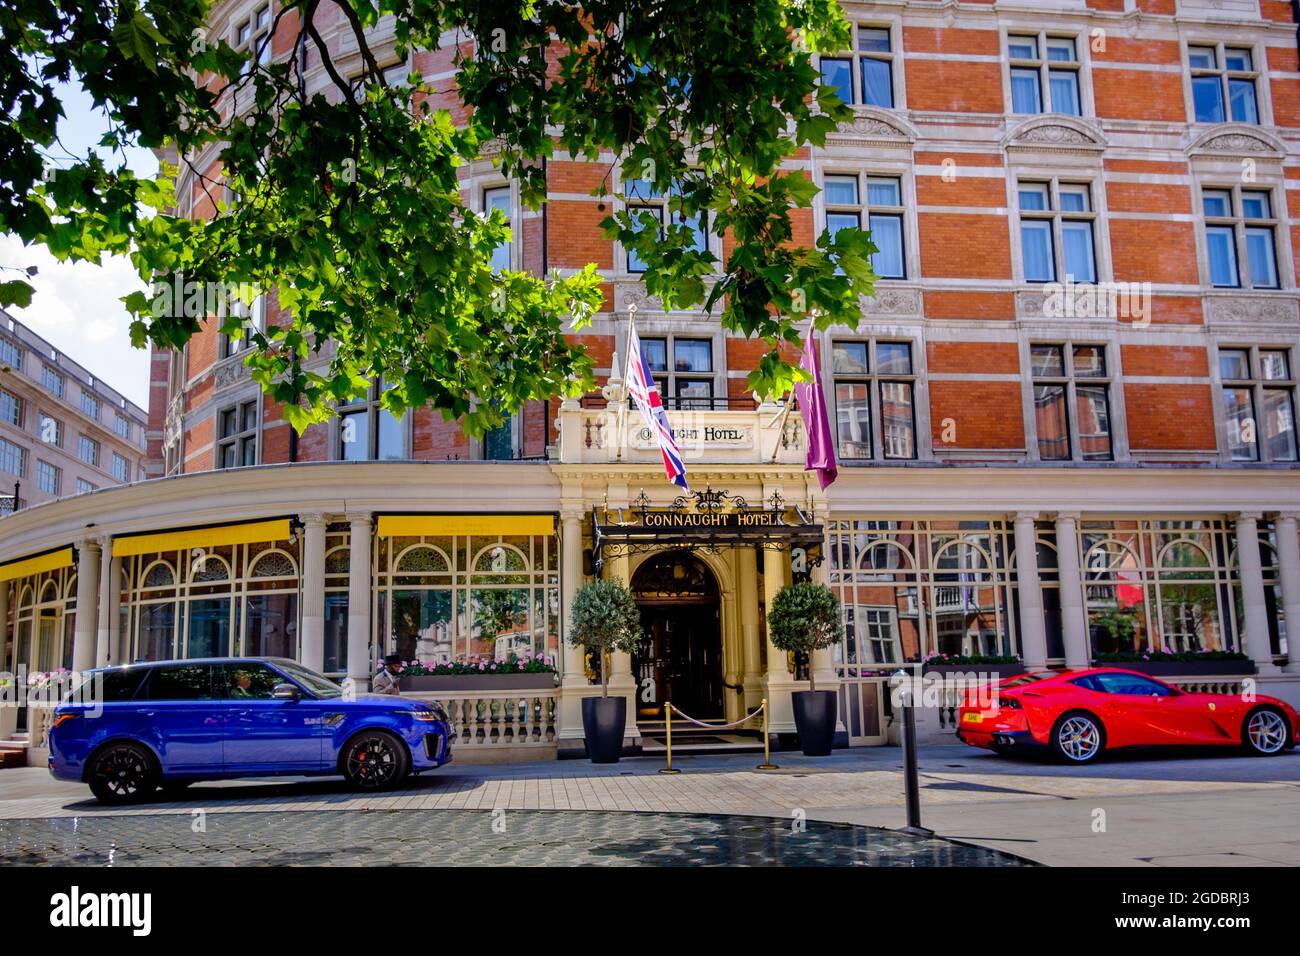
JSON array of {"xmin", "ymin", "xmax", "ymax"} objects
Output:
[{"xmin": 793, "ymin": 323, "xmax": 838, "ymax": 489}]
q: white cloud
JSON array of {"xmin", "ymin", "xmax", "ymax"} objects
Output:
[{"xmin": 0, "ymin": 234, "xmax": 152, "ymax": 407}]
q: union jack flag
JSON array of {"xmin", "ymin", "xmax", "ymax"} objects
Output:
[{"xmin": 625, "ymin": 320, "xmax": 689, "ymax": 491}]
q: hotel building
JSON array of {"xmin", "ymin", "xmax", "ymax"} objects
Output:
[{"xmin": 3, "ymin": 0, "xmax": 1300, "ymax": 761}]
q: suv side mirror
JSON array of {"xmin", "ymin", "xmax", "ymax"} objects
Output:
[{"xmin": 272, "ymin": 683, "xmax": 301, "ymax": 701}]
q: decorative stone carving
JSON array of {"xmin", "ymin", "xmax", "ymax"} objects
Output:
[
  {"xmin": 860, "ymin": 288, "xmax": 921, "ymax": 316},
  {"xmin": 824, "ymin": 109, "xmax": 915, "ymax": 148},
  {"xmin": 1207, "ymin": 297, "xmax": 1299, "ymax": 326},
  {"xmin": 615, "ymin": 283, "xmax": 664, "ymax": 314},
  {"xmin": 213, "ymin": 357, "xmax": 249, "ymax": 390},
  {"xmin": 1004, "ymin": 117, "xmax": 1106, "ymax": 154},
  {"xmin": 1198, "ymin": 133, "xmax": 1274, "ymax": 154},
  {"xmin": 1187, "ymin": 125, "xmax": 1285, "ymax": 160}
]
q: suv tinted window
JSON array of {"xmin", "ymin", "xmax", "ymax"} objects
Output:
[
  {"xmin": 219, "ymin": 663, "xmax": 287, "ymax": 700},
  {"xmin": 140, "ymin": 665, "xmax": 216, "ymax": 700},
  {"xmin": 92, "ymin": 669, "xmax": 147, "ymax": 701}
]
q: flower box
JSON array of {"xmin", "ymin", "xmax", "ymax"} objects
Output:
[
  {"xmin": 1095, "ymin": 659, "xmax": 1255, "ymax": 677},
  {"xmin": 921, "ymin": 663, "xmax": 1025, "ymax": 679},
  {"xmin": 398, "ymin": 673, "xmax": 559, "ymax": 693}
]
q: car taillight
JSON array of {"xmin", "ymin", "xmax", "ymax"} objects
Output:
[{"xmin": 1000, "ymin": 697, "xmax": 1022, "ymax": 710}]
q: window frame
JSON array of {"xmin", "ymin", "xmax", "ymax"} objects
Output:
[
  {"xmin": 637, "ymin": 334, "xmax": 720, "ymax": 409},
  {"xmin": 830, "ymin": 338, "xmax": 919, "ymax": 462},
  {"xmin": 0, "ymin": 335, "xmax": 21, "ymax": 370},
  {"xmin": 618, "ymin": 174, "xmax": 716, "ymax": 276},
  {"xmin": 37, "ymin": 411, "xmax": 63, "ymax": 448},
  {"xmin": 217, "ymin": 398, "xmax": 260, "ymax": 470},
  {"xmin": 1199, "ymin": 184, "xmax": 1281, "ymax": 291},
  {"xmin": 335, "ymin": 380, "xmax": 408, "ymax": 461},
  {"xmin": 1006, "ymin": 30, "xmax": 1086, "ymax": 118},
  {"xmin": 35, "ymin": 459, "xmax": 60, "ymax": 496},
  {"xmin": 1216, "ymin": 344, "xmax": 1298, "ymax": 464},
  {"xmin": 41, "ymin": 365, "xmax": 64, "ymax": 399},
  {"xmin": 817, "ymin": 21, "xmax": 902, "ymax": 110},
  {"xmin": 821, "ymin": 170, "xmax": 908, "ymax": 280},
  {"xmin": 0, "ymin": 387, "xmax": 22, "ymax": 428},
  {"xmin": 80, "ymin": 388, "xmax": 100, "ymax": 421},
  {"xmin": 1186, "ymin": 41, "xmax": 1261, "ymax": 125},
  {"xmin": 220, "ymin": 293, "xmax": 267, "ymax": 358},
  {"xmin": 77, "ymin": 434, "xmax": 100, "ymax": 468},
  {"xmin": 0, "ymin": 436, "xmax": 25, "ymax": 477},
  {"xmin": 1015, "ymin": 178, "xmax": 1099, "ymax": 284},
  {"xmin": 111, "ymin": 452, "xmax": 130, "ymax": 483},
  {"xmin": 1028, "ymin": 341, "xmax": 1115, "ymax": 464},
  {"xmin": 482, "ymin": 183, "xmax": 515, "ymax": 272}
]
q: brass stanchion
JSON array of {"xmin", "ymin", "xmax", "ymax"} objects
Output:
[
  {"xmin": 658, "ymin": 701, "xmax": 681, "ymax": 774},
  {"xmin": 756, "ymin": 697, "xmax": 779, "ymax": 770}
]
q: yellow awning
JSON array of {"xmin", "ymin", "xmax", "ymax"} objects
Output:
[
  {"xmin": 377, "ymin": 514, "xmax": 554, "ymax": 537},
  {"xmin": 112, "ymin": 519, "xmax": 291, "ymax": 558},
  {"xmin": 0, "ymin": 546, "xmax": 75, "ymax": 582}
]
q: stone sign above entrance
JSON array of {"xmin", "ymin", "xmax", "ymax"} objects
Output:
[{"xmin": 591, "ymin": 486, "xmax": 824, "ymax": 574}]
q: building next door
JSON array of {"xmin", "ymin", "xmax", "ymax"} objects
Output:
[{"xmin": 630, "ymin": 552, "xmax": 723, "ymax": 722}]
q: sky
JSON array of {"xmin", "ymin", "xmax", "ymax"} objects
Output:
[{"xmin": 2, "ymin": 80, "xmax": 160, "ymax": 407}]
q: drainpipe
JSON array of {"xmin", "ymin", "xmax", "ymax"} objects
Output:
[{"xmin": 541, "ymin": 156, "xmax": 550, "ymax": 459}]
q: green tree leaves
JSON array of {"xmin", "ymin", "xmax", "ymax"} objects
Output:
[{"xmin": 2, "ymin": 0, "xmax": 877, "ymax": 435}]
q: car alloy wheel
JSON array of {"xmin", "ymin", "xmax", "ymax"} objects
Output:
[
  {"xmin": 1057, "ymin": 715, "xmax": 1101, "ymax": 762},
  {"xmin": 89, "ymin": 744, "xmax": 156, "ymax": 803},
  {"xmin": 1246, "ymin": 709, "xmax": 1288, "ymax": 755},
  {"xmin": 345, "ymin": 734, "xmax": 402, "ymax": 789}
]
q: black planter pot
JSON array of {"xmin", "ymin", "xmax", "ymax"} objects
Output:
[
  {"xmin": 581, "ymin": 695, "xmax": 627, "ymax": 764},
  {"xmin": 792, "ymin": 690, "xmax": 837, "ymax": 757}
]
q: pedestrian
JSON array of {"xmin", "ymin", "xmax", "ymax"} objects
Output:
[{"xmin": 372, "ymin": 654, "xmax": 403, "ymax": 695}]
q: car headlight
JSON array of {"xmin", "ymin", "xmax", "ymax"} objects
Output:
[{"xmin": 410, "ymin": 705, "xmax": 449, "ymax": 722}]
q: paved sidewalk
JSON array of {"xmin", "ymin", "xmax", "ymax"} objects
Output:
[{"xmin": 2, "ymin": 745, "xmax": 1297, "ymax": 866}]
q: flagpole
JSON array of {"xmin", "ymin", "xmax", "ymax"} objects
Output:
[{"xmin": 617, "ymin": 304, "xmax": 636, "ymax": 461}]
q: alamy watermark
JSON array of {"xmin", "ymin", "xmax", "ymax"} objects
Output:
[{"xmin": 1041, "ymin": 276, "xmax": 1152, "ymax": 327}]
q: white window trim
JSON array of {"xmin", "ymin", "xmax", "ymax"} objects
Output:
[
  {"xmin": 1180, "ymin": 38, "xmax": 1270, "ymax": 128},
  {"xmin": 817, "ymin": 19, "xmax": 906, "ymax": 111},
  {"xmin": 1196, "ymin": 182, "xmax": 1285, "ymax": 292},
  {"xmin": 1212, "ymin": 342, "xmax": 1298, "ymax": 464},
  {"xmin": 1020, "ymin": 338, "xmax": 1128, "ymax": 464},
  {"xmin": 999, "ymin": 27, "xmax": 1094, "ymax": 121}
]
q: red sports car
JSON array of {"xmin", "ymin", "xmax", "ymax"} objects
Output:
[{"xmin": 956, "ymin": 668, "xmax": 1299, "ymax": 764}]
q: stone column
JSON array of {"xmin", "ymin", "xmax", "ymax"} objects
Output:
[
  {"xmin": 1054, "ymin": 512, "xmax": 1090, "ymax": 668},
  {"xmin": 72, "ymin": 538, "xmax": 101, "ymax": 674},
  {"xmin": 560, "ymin": 510, "xmax": 585, "ymax": 685},
  {"xmin": 1013, "ymin": 512, "xmax": 1049, "ymax": 670},
  {"xmin": 94, "ymin": 534, "xmax": 113, "ymax": 668},
  {"xmin": 1275, "ymin": 514, "xmax": 1300, "ymax": 673},
  {"xmin": 762, "ymin": 544, "xmax": 796, "ymax": 733},
  {"xmin": 1236, "ymin": 513, "xmax": 1279, "ymax": 673},
  {"xmin": 0, "ymin": 580, "xmax": 9, "ymax": 675},
  {"xmin": 738, "ymin": 546, "xmax": 763, "ymax": 709},
  {"xmin": 809, "ymin": 557, "xmax": 840, "ymax": 695},
  {"xmin": 106, "ymin": 554, "xmax": 122, "ymax": 665},
  {"xmin": 346, "ymin": 513, "xmax": 373, "ymax": 691},
  {"xmin": 605, "ymin": 550, "xmax": 635, "ymax": 688},
  {"xmin": 299, "ymin": 514, "xmax": 328, "ymax": 672},
  {"xmin": 0, "ymin": 581, "xmax": 12, "ymax": 741}
]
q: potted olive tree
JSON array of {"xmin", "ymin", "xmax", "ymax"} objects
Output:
[
  {"xmin": 768, "ymin": 581, "xmax": 842, "ymax": 757},
  {"xmin": 568, "ymin": 579, "xmax": 643, "ymax": 763}
]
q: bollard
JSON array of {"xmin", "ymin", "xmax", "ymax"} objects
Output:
[
  {"xmin": 895, "ymin": 668, "xmax": 933, "ymax": 837},
  {"xmin": 658, "ymin": 701, "xmax": 681, "ymax": 775},
  {"xmin": 756, "ymin": 698, "xmax": 778, "ymax": 770}
]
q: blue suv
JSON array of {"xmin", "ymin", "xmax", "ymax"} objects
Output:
[{"xmin": 49, "ymin": 657, "xmax": 453, "ymax": 804}]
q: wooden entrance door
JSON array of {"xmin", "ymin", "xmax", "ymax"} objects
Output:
[{"xmin": 635, "ymin": 603, "xmax": 722, "ymax": 720}]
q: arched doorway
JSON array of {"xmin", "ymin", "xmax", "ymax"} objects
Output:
[{"xmin": 631, "ymin": 551, "xmax": 723, "ymax": 721}]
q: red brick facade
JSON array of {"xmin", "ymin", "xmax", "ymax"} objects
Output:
[{"xmin": 152, "ymin": 0, "xmax": 1300, "ymax": 476}]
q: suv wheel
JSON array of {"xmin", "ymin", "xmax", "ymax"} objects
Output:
[
  {"xmin": 87, "ymin": 742, "xmax": 159, "ymax": 804},
  {"xmin": 342, "ymin": 730, "xmax": 409, "ymax": 791}
]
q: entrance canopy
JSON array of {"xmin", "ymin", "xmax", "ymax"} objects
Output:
[{"xmin": 592, "ymin": 486, "xmax": 823, "ymax": 574}]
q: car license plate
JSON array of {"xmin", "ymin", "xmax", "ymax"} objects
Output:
[{"xmin": 963, "ymin": 712, "xmax": 983, "ymax": 723}]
